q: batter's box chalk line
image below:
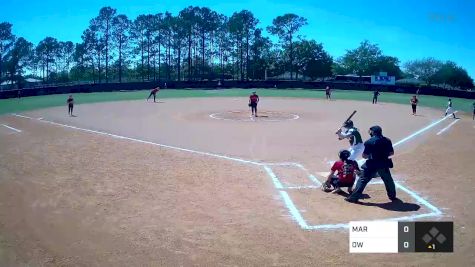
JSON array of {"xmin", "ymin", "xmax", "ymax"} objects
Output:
[{"xmin": 12, "ymin": 113, "xmax": 450, "ymax": 231}]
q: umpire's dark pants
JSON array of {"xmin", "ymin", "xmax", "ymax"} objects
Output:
[{"xmin": 347, "ymin": 167, "xmax": 396, "ymax": 201}]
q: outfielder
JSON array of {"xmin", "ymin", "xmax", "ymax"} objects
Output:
[{"xmin": 336, "ymin": 120, "xmax": 364, "ymax": 161}]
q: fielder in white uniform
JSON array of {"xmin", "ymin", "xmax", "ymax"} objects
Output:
[
  {"xmin": 445, "ymin": 98, "xmax": 457, "ymax": 119},
  {"xmin": 336, "ymin": 120, "xmax": 364, "ymax": 161}
]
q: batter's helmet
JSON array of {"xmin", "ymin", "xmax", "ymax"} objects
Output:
[
  {"xmin": 344, "ymin": 120, "xmax": 354, "ymax": 128},
  {"xmin": 339, "ymin": 149, "xmax": 351, "ymax": 161}
]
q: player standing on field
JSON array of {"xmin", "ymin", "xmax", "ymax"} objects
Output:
[
  {"xmin": 444, "ymin": 98, "xmax": 457, "ymax": 119},
  {"xmin": 147, "ymin": 86, "xmax": 160, "ymax": 102},
  {"xmin": 336, "ymin": 120, "xmax": 364, "ymax": 161},
  {"xmin": 472, "ymin": 102, "xmax": 475, "ymax": 120},
  {"xmin": 345, "ymin": 126, "xmax": 397, "ymax": 203},
  {"xmin": 67, "ymin": 95, "xmax": 74, "ymax": 116},
  {"xmin": 325, "ymin": 86, "xmax": 331, "ymax": 100},
  {"xmin": 249, "ymin": 91, "xmax": 259, "ymax": 117},
  {"xmin": 372, "ymin": 89, "xmax": 380, "ymax": 104},
  {"xmin": 410, "ymin": 95, "xmax": 418, "ymax": 115}
]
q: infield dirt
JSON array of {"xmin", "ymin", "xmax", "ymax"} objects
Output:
[{"xmin": 0, "ymin": 97, "xmax": 474, "ymax": 266}]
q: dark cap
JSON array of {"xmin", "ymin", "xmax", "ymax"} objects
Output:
[
  {"xmin": 344, "ymin": 120, "xmax": 354, "ymax": 128},
  {"xmin": 369, "ymin": 125, "xmax": 383, "ymax": 136}
]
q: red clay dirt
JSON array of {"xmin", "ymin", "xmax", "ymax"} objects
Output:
[{"xmin": 0, "ymin": 97, "xmax": 474, "ymax": 266}]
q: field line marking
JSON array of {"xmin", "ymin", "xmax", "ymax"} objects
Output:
[
  {"xmin": 11, "ymin": 113, "xmax": 261, "ymax": 166},
  {"xmin": 13, "ymin": 113, "xmax": 317, "ymax": 229},
  {"xmin": 11, "ymin": 112, "xmax": 444, "ymax": 230},
  {"xmin": 263, "ymin": 166, "xmax": 284, "ymax": 189},
  {"xmin": 285, "ymin": 185, "xmax": 320, "ymax": 189},
  {"xmin": 307, "ymin": 174, "xmax": 322, "ymax": 186},
  {"xmin": 394, "ymin": 182, "xmax": 442, "ymax": 215},
  {"xmin": 393, "ymin": 111, "xmax": 457, "ymax": 147},
  {"xmin": 355, "ymin": 112, "xmax": 459, "ymax": 166},
  {"xmin": 279, "ymin": 191, "xmax": 309, "ymax": 230},
  {"xmin": 436, "ymin": 119, "xmax": 460, "ymax": 135},
  {"xmin": 11, "ymin": 114, "xmax": 31, "ymax": 119},
  {"xmin": 1, "ymin": 124, "xmax": 22, "ymax": 133}
]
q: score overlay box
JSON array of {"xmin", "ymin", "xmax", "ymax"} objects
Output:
[
  {"xmin": 349, "ymin": 221, "xmax": 398, "ymax": 253},
  {"xmin": 349, "ymin": 221, "xmax": 453, "ymax": 253}
]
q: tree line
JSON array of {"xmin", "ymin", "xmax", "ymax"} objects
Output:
[{"xmin": 0, "ymin": 6, "xmax": 473, "ymax": 89}]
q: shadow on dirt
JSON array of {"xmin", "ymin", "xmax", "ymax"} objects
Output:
[{"xmin": 358, "ymin": 198, "xmax": 421, "ymax": 212}]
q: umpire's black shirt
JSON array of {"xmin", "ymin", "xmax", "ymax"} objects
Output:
[{"xmin": 362, "ymin": 135, "xmax": 394, "ymax": 170}]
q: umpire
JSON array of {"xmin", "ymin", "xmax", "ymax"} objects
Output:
[{"xmin": 345, "ymin": 125, "xmax": 397, "ymax": 203}]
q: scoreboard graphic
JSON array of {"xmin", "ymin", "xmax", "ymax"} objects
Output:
[{"xmin": 349, "ymin": 221, "xmax": 453, "ymax": 253}]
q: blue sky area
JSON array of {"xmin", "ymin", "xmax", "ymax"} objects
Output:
[{"xmin": 2, "ymin": 0, "xmax": 474, "ymax": 77}]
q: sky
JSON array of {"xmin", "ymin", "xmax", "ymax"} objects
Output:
[{"xmin": 2, "ymin": 0, "xmax": 475, "ymax": 77}]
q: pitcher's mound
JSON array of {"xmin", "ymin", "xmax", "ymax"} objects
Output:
[{"xmin": 209, "ymin": 110, "xmax": 300, "ymax": 122}]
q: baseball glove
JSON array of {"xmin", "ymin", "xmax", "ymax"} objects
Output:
[{"xmin": 321, "ymin": 182, "xmax": 332, "ymax": 192}]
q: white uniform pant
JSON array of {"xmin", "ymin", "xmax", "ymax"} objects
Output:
[{"xmin": 349, "ymin": 143, "xmax": 365, "ymax": 161}]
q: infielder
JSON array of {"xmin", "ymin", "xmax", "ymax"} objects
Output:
[
  {"xmin": 336, "ymin": 120, "xmax": 364, "ymax": 161},
  {"xmin": 249, "ymin": 91, "xmax": 259, "ymax": 117},
  {"xmin": 444, "ymin": 98, "xmax": 457, "ymax": 119},
  {"xmin": 325, "ymin": 86, "xmax": 331, "ymax": 100},
  {"xmin": 410, "ymin": 95, "xmax": 418, "ymax": 115},
  {"xmin": 147, "ymin": 86, "xmax": 160, "ymax": 102},
  {"xmin": 67, "ymin": 95, "xmax": 74, "ymax": 116},
  {"xmin": 372, "ymin": 89, "xmax": 380, "ymax": 104}
]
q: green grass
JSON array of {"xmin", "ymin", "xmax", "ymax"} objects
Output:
[{"xmin": 0, "ymin": 88, "xmax": 473, "ymax": 115}]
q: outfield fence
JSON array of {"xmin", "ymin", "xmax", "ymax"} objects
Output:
[{"xmin": 0, "ymin": 80, "xmax": 473, "ymax": 99}]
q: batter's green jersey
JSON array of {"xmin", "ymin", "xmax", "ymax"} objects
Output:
[{"xmin": 347, "ymin": 127, "xmax": 363, "ymax": 145}]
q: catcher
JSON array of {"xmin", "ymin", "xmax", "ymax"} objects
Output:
[
  {"xmin": 321, "ymin": 150, "xmax": 360, "ymax": 194},
  {"xmin": 336, "ymin": 120, "xmax": 364, "ymax": 160}
]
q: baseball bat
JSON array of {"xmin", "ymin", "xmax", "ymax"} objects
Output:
[{"xmin": 335, "ymin": 110, "xmax": 357, "ymax": 134}]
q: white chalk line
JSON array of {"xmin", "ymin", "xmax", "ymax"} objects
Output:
[
  {"xmin": 393, "ymin": 111, "xmax": 457, "ymax": 147},
  {"xmin": 209, "ymin": 112, "xmax": 299, "ymax": 122},
  {"xmin": 1, "ymin": 124, "xmax": 22, "ymax": 133},
  {"xmin": 279, "ymin": 191, "xmax": 310, "ymax": 230},
  {"xmin": 436, "ymin": 119, "xmax": 460, "ymax": 135},
  {"xmin": 356, "ymin": 111, "xmax": 459, "ymax": 166},
  {"xmin": 12, "ymin": 112, "xmax": 444, "ymax": 231},
  {"xmin": 11, "ymin": 113, "xmax": 262, "ymax": 167},
  {"xmin": 283, "ymin": 114, "xmax": 451, "ymax": 230}
]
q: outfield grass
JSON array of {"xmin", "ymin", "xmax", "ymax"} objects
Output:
[{"xmin": 0, "ymin": 88, "xmax": 473, "ymax": 115}]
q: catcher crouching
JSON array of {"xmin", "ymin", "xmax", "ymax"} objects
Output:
[{"xmin": 321, "ymin": 150, "xmax": 360, "ymax": 194}]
